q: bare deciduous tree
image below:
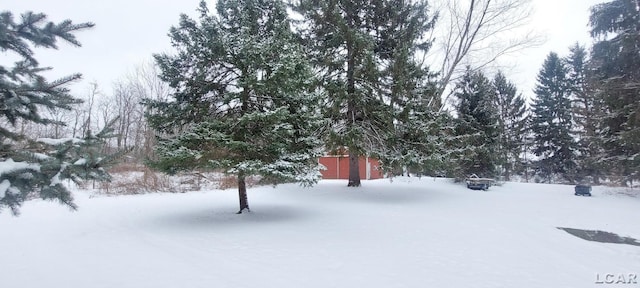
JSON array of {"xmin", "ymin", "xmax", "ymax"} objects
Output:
[
  {"xmin": 109, "ymin": 60, "xmax": 172, "ymax": 162},
  {"xmin": 428, "ymin": 0, "xmax": 542, "ymax": 110},
  {"xmin": 81, "ymin": 82, "xmax": 99, "ymax": 137}
]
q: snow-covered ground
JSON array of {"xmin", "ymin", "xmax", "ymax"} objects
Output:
[{"xmin": 1, "ymin": 177, "xmax": 639, "ymax": 288}]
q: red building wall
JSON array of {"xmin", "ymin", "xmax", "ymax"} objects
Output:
[
  {"xmin": 319, "ymin": 156, "xmax": 384, "ymax": 180},
  {"xmin": 318, "ymin": 157, "xmax": 339, "ymax": 179}
]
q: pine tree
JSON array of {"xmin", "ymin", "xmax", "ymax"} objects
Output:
[
  {"xmin": 372, "ymin": 0, "xmax": 439, "ymax": 176},
  {"xmin": 565, "ymin": 43, "xmax": 604, "ymax": 183},
  {"xmin": 146, "ymin": 0, "xmax": 324, "ymax": 214},
  {"xmin": 291, "ymin": 0, "xmax": 436, "ymax": 185},
  {"xmin": 451, "ymin": 67, "xmax": 499, "ymax": 179},
  {"xmin": 0, "ymin": 11, "xmax": 118, "ymax": 215},
  {"xmin": 492, "ymin": 71, "xmax": 528, "ymax": 181},
  {"xmin": 531, "ymin": 52, "xmax": 578, "ymax": 182},
  {"xmin": 589, "ymin": 0, "xmax": 640, "ymax": 185}
]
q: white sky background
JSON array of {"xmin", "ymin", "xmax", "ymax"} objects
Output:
[
  {"xmin": 507, "ymin": 0, "xmax": 604, "ymax": 99},
  {"xmin": 4, "ymin": 0, "xmax": 604, "ymax": 101}
]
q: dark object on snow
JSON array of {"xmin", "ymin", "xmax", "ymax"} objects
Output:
[
  {"xmin": 466, "ymin": 174, "xmax": 494, "ymax": 191},
  {"xmin": 574, "ymin": 185, "xmax": 592, "ymax": 196},
  {"xmin": 557, "ymin": 227, "xmax": 640, "ymax": 247}
]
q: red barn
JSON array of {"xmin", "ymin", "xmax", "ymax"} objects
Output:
[{"xmin": 318, "ymin": 155, "xmax": 384, "ymax": 180}]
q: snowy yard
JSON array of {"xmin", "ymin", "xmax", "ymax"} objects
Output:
[{"xmin": 1, "ymin": 178, "xmax": 639, "ymax": 288}]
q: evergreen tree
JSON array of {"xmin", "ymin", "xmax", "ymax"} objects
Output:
[
  {"xmin": 589, "ymin": 0, "xmax": 640, "ymax": 185},
  {"xmin": 492, "ymin": 71, "xmax": 528, "ymax": 181},
  {"xmin": 565, "ymin": 43, "xmax": 604, "ymax": 183},
  {"xmin": 146, "ymin": 0, "xmax": 324, "ymax": 213},
  {"xmin": 291, "ymin": 0, "xmax": 436, "ymax": 185},
  {"xmin": 372, "ymin": 0, "xmax": 440, "ymax": 176},
  {"xmin": 530, "ymin": 52, "xmax": 577, "ymax": 182},
  {"xmin": 451, "ymin": 67, "xmax": 499, "ymax": 179},
  {"xmin": 0, "ymin": 11, "xmax": 118, "ymax": 215}
]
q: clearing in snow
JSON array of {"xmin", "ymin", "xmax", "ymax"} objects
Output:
[{"xmin": 1, "ymin": 177, "xmax": 639, "ymax": 288}]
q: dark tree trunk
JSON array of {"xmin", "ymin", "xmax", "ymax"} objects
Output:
[
  {"xmin": 347, "ymin": 151, "xmax": 361, "ymax": 187},
  {"xmin": 505, "ymin": 163, "xmax": 511, "ymax": 181},
  {"xmin": 237, "ymin": 172, "xmax": 250, "ymax": 214},
  {"xmin": 345, "ymin": 10, "xmax": 360, "ymax": 188}
]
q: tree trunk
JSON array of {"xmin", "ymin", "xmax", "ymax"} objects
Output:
[
  {"xmin": 505, "ymin": 162, "xmax": 511, "ymax": 181},
  {"xmin": 345, "ymin": 11, "xmax": 360, "ymax": 188},
  {"xmin": 347, "ymin": 151, "xmax": 361, "ymax": 187},
  {"xmin": 237, "ymin": 172, "xmax": 250, "ymax": 214}
]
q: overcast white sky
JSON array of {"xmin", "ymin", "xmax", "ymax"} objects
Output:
[{"xmin": 5, "ymin": 0, "xmax": 604, "ymax": 100}]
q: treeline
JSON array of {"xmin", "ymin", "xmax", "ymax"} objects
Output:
[
  {"xmin": 2, "ymin": 0, "xmax": 639, "ymax": 214},
  {"xmin": 449, "ymin": 0, "xmax": 640, "ymax": 186}
]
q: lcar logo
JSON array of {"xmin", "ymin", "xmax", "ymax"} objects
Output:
[{"xmin": 595, "ymin": 273, "xmax": 638, "ymax": 285}]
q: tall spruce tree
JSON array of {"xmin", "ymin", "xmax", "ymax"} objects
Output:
[
  {"xmin": 0, "ymin": 11, "xmax": 118, "ymax": 215},
  {"xmin": 291, "ymin": 0, "xmax": 436, "ymax": 185},
  {"xmin": 451, "ymin": 67, "xmax": 499, "ymax": 179},
  {"xmin": 531, "ymin": 52, "xmax": 577, "ymax": 182},
  {"xmin": 492, "ymin": 72, "xmax": 528, "ymax": 181},
  {"xmin": 372, "ymin": 0, "xmax": 440, "ymax": 176},
  {"xmin": 589, "ymin": 0, "xmax": 640, "ymax": 185},
  {"xmin": 565, "ymin": 43, "xmax": 604, "ymax": 183},
  {"xmin": 146, "ymin": 0, "xmax": 323, "ymax": 213}
]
